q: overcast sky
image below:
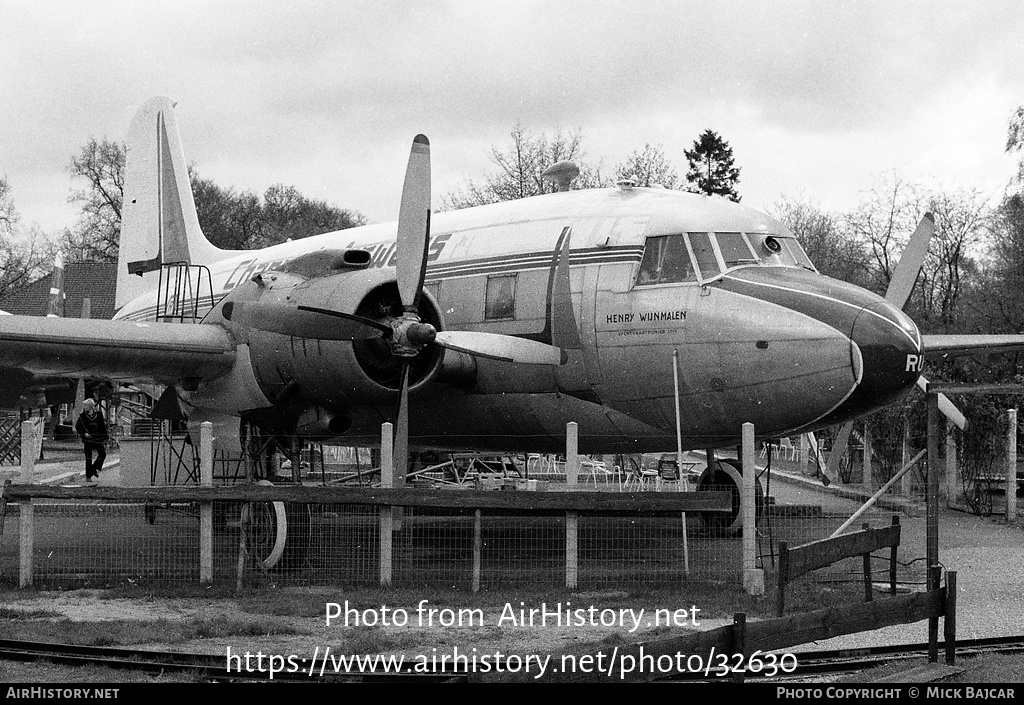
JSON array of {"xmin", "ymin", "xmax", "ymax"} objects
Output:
[{"xmin": 2, "ymin": 0, "xmax": 1023, "ymax": 235}]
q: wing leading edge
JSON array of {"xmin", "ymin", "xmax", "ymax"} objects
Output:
[
  {"xmin": 0, "ymin": 315, "xmax": 235, "ymax": 385},
  {"xmin": 922, "ymin": 334, "xmax": 1024, "ymax": 358}
]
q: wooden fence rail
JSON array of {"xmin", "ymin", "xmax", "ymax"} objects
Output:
[
  {"xmin": 777, "ymin": 516, "xmax": 901, "ymax": 616},
  {"xmin": 0, "ymin": 482, "xmax": 730, "ymax": 515},
  {"xmin": 490, "ymin": 569, "xmax": 956, "ymax": 683}
]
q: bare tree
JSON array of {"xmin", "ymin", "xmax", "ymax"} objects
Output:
[
  {"xmin": 0, "ymin": 176, "xmax": 56, "ymax": 298},
  {"xmin": 62, "ymin": 138, "xmax": 124, "ymax": 262},
  {"xmin": 842, "ymin": 172, "xmax": 923, "ymax": 296},
  {"xmin": 190, "ymin": 171, "xmax": 264, "ymax": 250},
  {"xmin": 981, "ymin": 193, "xmax": 1024, "ymax": 332},
  {"xmin": 917, "ymin": 188, "xmax": 991, "ymax": 328},
  {"xmin": 614, "ymin": 144, "xmax": 679, "ymax": 188},
  {"xmin": 1008, "ymin": 106, "xmax": 1024, "ymax": 187},
  {"xmin": 261, "ymin": 183, "xmax": 366, "ymax": 245},
  {"xmin": 442, "ymin": 124, "xmax": 604, "ymax": 209},
  {"xmin": 772, "ymin": 194, "xmax": 871, "ymax": 286},
  {"xmin": 191, "ymin": 174, "xmax": 367, "ymax": 250},
  {"xmin": 0, "ymin": 176, "xmax": 18, "ymax": 234}
]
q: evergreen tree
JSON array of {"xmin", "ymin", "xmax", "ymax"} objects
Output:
[{"xmin": 683, "ymin": 129, "xmax": 741, "ymax": 202}]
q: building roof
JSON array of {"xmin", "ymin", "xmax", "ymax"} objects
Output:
[{"xmin": 0, "ymin": 262, "xmax": 117, "ymax": 319}]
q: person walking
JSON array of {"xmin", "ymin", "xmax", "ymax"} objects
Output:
[{"xmin": 75, "ymin": 399, "xmax": 108, "ymax": 483}]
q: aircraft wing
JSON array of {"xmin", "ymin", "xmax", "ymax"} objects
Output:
[
  {"xmin": 0, "ymin": 315, "xmax": 235, "ymax": 385},
  {"xmin": 922, "ymin": 334, "xmax": 1024, "ymax": 358}
]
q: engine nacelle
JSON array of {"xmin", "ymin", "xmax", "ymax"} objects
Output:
[
  {"xmin": 222, "ymin": 265, "xmax": 445, "ymax": 418},
  {"xmin": 295, "ymin": 405, "xmax": 353, "ymax": 439}
]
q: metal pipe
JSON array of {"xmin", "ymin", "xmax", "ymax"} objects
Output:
[{"xmin": 830, "ymin": 448, "xmax": 926, "ymax": 538}]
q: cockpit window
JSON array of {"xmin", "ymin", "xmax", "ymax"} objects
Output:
[
  {"xmin": 636, "ymin": 235, "xmax": 696, "ymax": 285},
  {"xmin": 780, "ymin": 237, "xmax": 816, "ymax": 270},
  {"xmin": 716, "ymin": 232, "xmax": 758, "ymax": 268},
  {"xmin": 636, "ymin": 231, "xmax": 815, "ymax": 287},
  {"xmin": 688, "ymin": 232, "xmax": 719, "ymax": 279}
]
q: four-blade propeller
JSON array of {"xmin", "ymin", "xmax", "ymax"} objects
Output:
[{"xmin": 224, "ymin": 134, "xmax": 566, "ymax": 476}]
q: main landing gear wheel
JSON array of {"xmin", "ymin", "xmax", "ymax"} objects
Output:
[
  {"xmin": 247, "ymin": 480, "xmax": 312, "ymax": 571},
  {"xmin": 696, "ymin": 458, "xmax": 764, "ymax": 535}
]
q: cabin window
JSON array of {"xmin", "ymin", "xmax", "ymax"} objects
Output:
[
  {"xmin": 423, "ymin": 281, "xmax": 442, "ymax": 304},
  {"xmin": 636, "ymin": 235, "xmax": 696, "ymax": 286},
  {"xmin": 485, "ymin": 274, "xmax": 516, "ymax": 319},
  {"xmin": 716, "ymin": 232, "xmax": 758, "ymax": 269},
  {"xmin": 687, "ymin": 232, "xmax": 720, "ymax": 279}
]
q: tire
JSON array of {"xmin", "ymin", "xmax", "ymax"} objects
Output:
[
  {"xmin": 697, "ymin": 458, "xmax": 764, "ymax": 534},
  {"xmin": 247, "ymin": 480, "xmax": 312, "ymax": 571}
]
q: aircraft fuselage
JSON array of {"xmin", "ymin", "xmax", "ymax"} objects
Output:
[{"xmin": 116, "ymin": 187, "xmax": 922, "ymax": 453}]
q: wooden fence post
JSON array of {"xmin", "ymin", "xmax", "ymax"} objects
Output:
[
  {"xmin": 776, "ymin": 542, "xmax": 789, "ymax": 617},
  {"xmin": 19, "ymin": 420, "xmax": 35, "ymax": 588},
  {"xmin": 861, "ymin": 523, "xmax": 873, "ymax": 602},
  {"xmin": 946, "ymin": 424, "xmax": 959, "ymax": 508},
  {"xmin": 863, "ymin": 423, "xmax": 873, "ymax": 490},
  {"xmin": 1007, "ymin": 409, "xmax": 1017, "ymax": 523},
  {"xmin": 742, "ymin": 422, "xmax": 763, "ymax": 595},
  {"xmin": 945, "ymin": 570, "xmax": 957, "ymax": 665},
  {"xmin": 928, "ymin": 565, "xmax": 942, "ymax": 663},
  {"xmin": 472, "ymin": 509, "xmax": 482, "ymax": 592},
  {"xmin": 890, "ymin": 516, "xmax": 900, "ymax": 595},
  {"xmin": 927, "ymin": 394, "xmax": 940, "ymax": 571},
  {"xmin": 901, "ymin": 416, "xmax": 912, "ymax": 497},
  {"xmin": 379, "ymin": 422, "xmax": 394, "ymax": 588},
  {"xmin": 732, "ymin": 613, "xmax": 746, "ymax": 683},
  {"xmin": 565, "ymin": 422, "xmax": 579, "ymax": 590},
  {"xmin": 199, "ymin": 421, "xmax": 213, "ymax": 585}
]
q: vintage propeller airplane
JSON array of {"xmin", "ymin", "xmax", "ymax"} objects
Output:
[{"xmin": 3, "ymin": 97, "xmax": 1023, "ymax": 511}]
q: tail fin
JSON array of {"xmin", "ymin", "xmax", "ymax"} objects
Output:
[{"xmin": 117, "ymin": 97, "xmax": 227, "ymax": 310}]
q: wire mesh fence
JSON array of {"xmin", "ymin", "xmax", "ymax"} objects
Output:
[
  {"xmin": 1, "ymin": 481, "xmax": 930, "ymax": 605},
  {"xmin": 0, "ymin": 421, "xmax": 946, "ymax": 612}
]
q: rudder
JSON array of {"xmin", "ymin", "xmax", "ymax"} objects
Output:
[{"xmin": 117, "ymin": 97, "xmax": 227, "ymax": 311}]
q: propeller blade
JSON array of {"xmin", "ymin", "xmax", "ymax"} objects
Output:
[
  {"xmin": 551, "ymin": 228, "xmax": 582, "ymax": 349},
  {"xmin": 435, "ymin": 330, "xmax": 566, "ymax": 365},
  {"xmin": 882, "ymin": 214, "xmax": 970, "ymax": 433},
  {"xmin": 393, "ymin": 361, "xmax": 410, "ymax": 486},
  {"xmin": 884, "ymin": 212, "xmax": 934, "ymax": 309},
  {"xmin": 223, "ymin": 301, "xmax": 391, "ymax": 340},
  {"xmin": 396, "ymin": 134, "xmax": 431, "ymax": 310}
]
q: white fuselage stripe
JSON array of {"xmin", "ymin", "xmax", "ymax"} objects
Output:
[{"xmin": 723, "ymin": 275, "xmax": 922, "ymax": 350}]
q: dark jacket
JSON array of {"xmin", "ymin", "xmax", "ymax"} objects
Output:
[{"xmin": 75, "ymin": 409, "xmax": 108, "ymax": 443}]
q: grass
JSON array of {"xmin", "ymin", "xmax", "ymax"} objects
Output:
[
  {"xmin": 0, "ymin": 661, "xmax": 202, "ymax": 684},
  {"xmin": 0, "ymin": 615, "xmax": 306, "ymax": 646}
]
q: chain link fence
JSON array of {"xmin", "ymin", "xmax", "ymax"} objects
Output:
[{"xmin": 0, "ymin": 431, "xmax": 943, "ymax": 612}]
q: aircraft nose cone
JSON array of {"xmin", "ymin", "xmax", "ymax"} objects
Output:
[{"xmin": 850, "ymin": 300, "xmax": 923, "ymax": 407}]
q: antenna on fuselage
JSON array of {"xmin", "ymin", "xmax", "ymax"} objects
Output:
[{"xmin": 541, "ymin": 160, "xmax": 580, "ymax": 192}]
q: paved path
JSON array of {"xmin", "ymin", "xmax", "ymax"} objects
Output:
[{"xmin": 768, "ymin": 470, "xmax": 1024, "ymax": 652}]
